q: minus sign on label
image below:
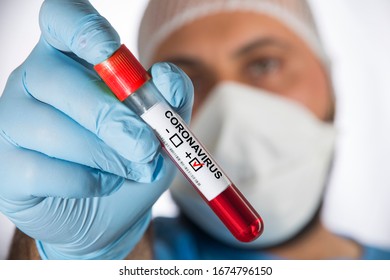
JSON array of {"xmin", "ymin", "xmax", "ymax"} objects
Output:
[{"xmin": 166, "ymin": 129, "xmax": 170, "ymax": 133}]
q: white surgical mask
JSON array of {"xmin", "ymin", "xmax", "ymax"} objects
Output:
[{"xmin": 170, "ymin": 82, "xmax": 336, "ymax": 248}]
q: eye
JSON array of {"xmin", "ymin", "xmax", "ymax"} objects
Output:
[{"xmin": 245, "ymin": 57, "xmax": 281, "ymax": 79}]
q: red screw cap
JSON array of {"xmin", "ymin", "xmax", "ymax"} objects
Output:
[{"xmin": 94, "ymin": 44, "xmax": 151, "ymax": 101}]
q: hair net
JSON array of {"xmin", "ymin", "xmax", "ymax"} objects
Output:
[{"xmin": 138, "ymin": 0, "xmax": 328, "ymax": 68}]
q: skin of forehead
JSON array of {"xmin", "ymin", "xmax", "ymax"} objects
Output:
[
  {"xmin": 153, "ymin": 12, "xmax": 316, "ymax": 67},
  {"xmin": 152, "ymin": 11, "xmax": 333, "ymax": 120}
]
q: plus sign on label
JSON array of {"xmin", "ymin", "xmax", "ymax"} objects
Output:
[{"xmin": 141, "ymin": 102, "xmax": 230, "ymax": 201}]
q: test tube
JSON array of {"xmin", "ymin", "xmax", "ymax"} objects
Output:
[{"xmin": 94, "ymin": 45, "xmax": 263, "ymax": 242}]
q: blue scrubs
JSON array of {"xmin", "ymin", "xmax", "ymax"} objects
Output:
[{"xmin": 153, "ymin": 216, "xmax": 390, "ymax": 260}]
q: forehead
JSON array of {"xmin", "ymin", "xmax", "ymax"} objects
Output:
[{"xmin": 153, "ymin": 12, "xmax": 304, "ymax": 60}]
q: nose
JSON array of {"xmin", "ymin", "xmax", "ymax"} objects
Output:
[{"xmin": 213, "ymin": 65, "xmax": 248, "ymax": 88}]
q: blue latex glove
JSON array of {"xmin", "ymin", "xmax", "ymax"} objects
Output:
[{"xmin": 0, "ymin": 0, "xmax": 193, "ymax": 259}]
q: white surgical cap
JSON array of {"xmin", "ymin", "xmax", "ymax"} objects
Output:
[{"xmin": 138, "ymin": 0, "xmax": 327, "ymax": 68}]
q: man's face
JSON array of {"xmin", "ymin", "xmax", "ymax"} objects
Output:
[{"xmin": 152, "ymin": 12, "xmax": 333, "ymax": 121}]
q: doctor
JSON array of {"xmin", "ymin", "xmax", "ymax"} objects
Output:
[
  {"xmin": 137, "ymin": 0, "xmax": 368, "ymax": 259},
  {"xmin": 2, "ymin": 0, "xmax": 390, "ymax": 259}
]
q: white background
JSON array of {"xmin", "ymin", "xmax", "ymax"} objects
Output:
[{"xmin": 1, "ymin": 0, "xmax": 390, "ymax": 259}]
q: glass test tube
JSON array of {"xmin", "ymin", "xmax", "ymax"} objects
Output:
[{"xmin": 94, "ymin": 45, "xmax": 263, "ymax": 242}]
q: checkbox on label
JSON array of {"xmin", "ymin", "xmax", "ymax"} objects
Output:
[
  {"xmin": 169, "ymin": 133, "xmax": 183, "ymax": 148},
  {"xmin": 189, "ymin": 158, "xmax": 204, "ymax": 172}
]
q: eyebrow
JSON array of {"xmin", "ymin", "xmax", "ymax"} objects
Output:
[
  {"xmin": 164, "ymin": 37, "xmax": 290, "ymax": 68},
  {"xmin": 165, "ymin": 57, "xmax": 201, "ymax": 69},
  {"xmin": 233, "ymin": 37, "xmax": 290, "ymax": 58}
]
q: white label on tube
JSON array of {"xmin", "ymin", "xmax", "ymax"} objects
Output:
[{"xmin": 141, "ymin": 102, "xmax": 229, "ymax": 201}]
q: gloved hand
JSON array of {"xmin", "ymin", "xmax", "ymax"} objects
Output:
[{"xmin": 0, "ymin": 0, "xmax": 193, "ymax": 259}]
